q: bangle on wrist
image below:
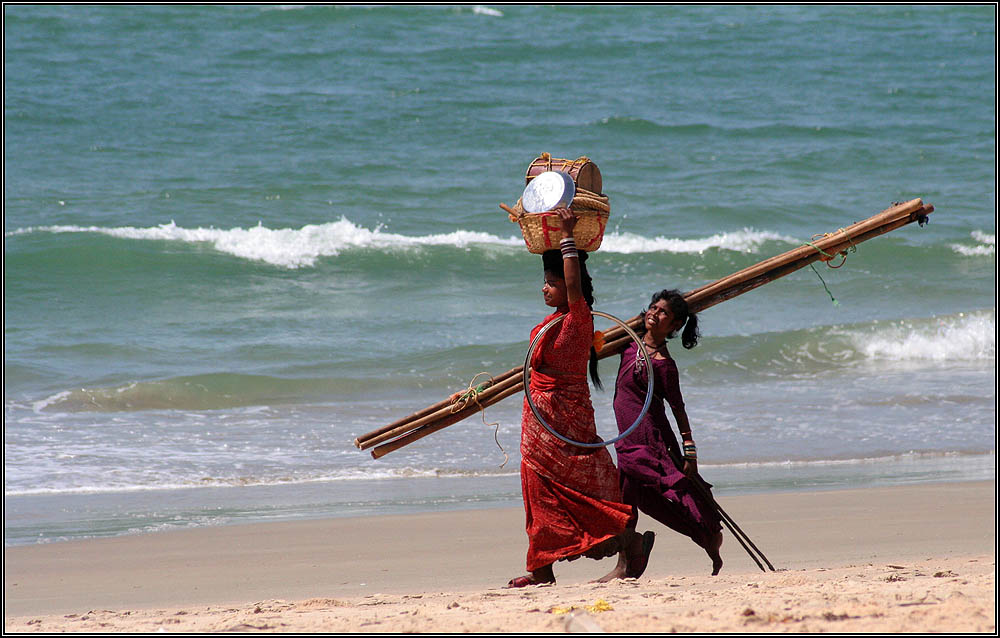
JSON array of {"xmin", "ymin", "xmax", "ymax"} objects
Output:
[{"xmin": 682, "ymin": 441, "xmax": 697, "ymax": 460}]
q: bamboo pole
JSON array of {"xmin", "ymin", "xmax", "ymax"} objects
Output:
[
  {"xmin": 357, "ymin": 372, "xmax": 524, "ymax": 450},
  {"xmin": 684, "ymin": 199, "xmax": 925, "ymax": 309},
  {"xmin": 355, "ymin": 199, "xmax": 933, "ymax": 456},
  {"xmin": 597, "ymin": 201, "xmax": 934, "ymax": 358},
  {"xmin": 687, "ymin": 202, "xmax": 933, "ymax": 314},
  {"xmin": 585, "ymin": 199, "xmax": 920, "ymax": 351},
  {"xmin": 354, "ymin": 366, "xmax": 522, "ymax": 447},
  {"xmin": 371, "ymin": 382, "xmax": 525, "ymax": 459}
]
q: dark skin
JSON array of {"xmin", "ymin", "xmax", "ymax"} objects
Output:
[
  {"xmin": 636, "ymin": 298, "xmax": 724, "ymax": 575},
  {"xmin": 508, "ymin": 207, "xmax": 644, "ymax": 587}
]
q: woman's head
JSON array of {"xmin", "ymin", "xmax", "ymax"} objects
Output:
[
  {"xmin": 541, "ymin": 249, "xmax": 594, "ymax": 309},
  {"xmin": 643, "ymin": 289, "xmax": 700, "ymax": 349}
]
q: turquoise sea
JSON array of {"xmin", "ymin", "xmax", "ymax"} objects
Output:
[{"xmin": 4, "ymin": 4, "xmax": 995, "ymax": 546}]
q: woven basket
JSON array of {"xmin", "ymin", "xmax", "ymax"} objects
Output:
[
  {"xmin": 504, "ymin": 189, "xmax": 610, "ymax": 254},
  {"xmin": 500, "ymin": 154, "xmax": 612, "ymax": 254}
]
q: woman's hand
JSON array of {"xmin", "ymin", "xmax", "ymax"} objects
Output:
[
  {"xmin": 682, "ymin": 458, "xmax": 698, "ymax": 478},
  {"xmin": 554, "ymin": 207, "xmax": 577, "ymax": 238}
]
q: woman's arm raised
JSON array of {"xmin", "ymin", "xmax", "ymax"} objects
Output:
[{"xmin": 555, "ymin": 207, "xmax": 582, "ymax": 305}]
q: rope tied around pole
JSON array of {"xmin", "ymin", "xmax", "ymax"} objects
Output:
[
  {"xmin": 450, "ymin": 372, "xmax": 508, "ymax": 468},
  {"xmin": 805, "ymin": 229, "xmax": 858, "ymax": 269},
  {"xmin": 802, "ymin": 229, "xmax": 860, "ymax": 306}
]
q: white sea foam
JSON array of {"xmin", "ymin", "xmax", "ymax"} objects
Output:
[
  {"xmin": 6, "ymin": 220, "xmax": 524, "ymax": 268},
  {"xmin": 8, "ymin": 451, "xmax": 990, "ymax": 497},
  {"xmin": 601, "ymin": 228, "xmax": 796, "ymax": 254},
  {"xmin": 3, "ymin": 467, "xmax": 516, "ymax": 497},
  {"xmin": 6, "ymin": 221, "xmax": 799, "ymax": 268},
  {"xmin": 848, "ymin": 311, "xmax": 995, "ymax": 362},
  {"xmin": 472, "ymin": 5, "xmax": 504, "ymax": 17},
  {"xmin": 31, "ymin": 391, "xmax": 72, "ymax": 414},
  {"xmin": 950, "ymin": 229, "xmax": 996, "ymax": 256}
]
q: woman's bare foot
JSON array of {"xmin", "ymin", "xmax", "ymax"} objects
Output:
[
  {"xmin": 593, "ymin": 550, "xmax": 629, "ymax": 583},
  {"xmin": 708, "ymin": 530, "xmax": 724, "ymax": 575},
  {"xmin": 593, "ymin": 530, "xmax": 654, "ymax": 582},
  {"xmin": 507, "ymin": 564, "xmax": 555, "ymax": 588},
  {"xmin": 627, "ymin": 530, "xmax": 656, "ymax": 578}
]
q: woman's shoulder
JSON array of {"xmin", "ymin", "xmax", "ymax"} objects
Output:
[{"xmin": 653, "ymin": 349, "xmax": 678, "ymax": 372}]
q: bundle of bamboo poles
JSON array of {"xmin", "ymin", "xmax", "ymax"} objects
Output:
[{"xmin": 354, "ymin": 198, "xmax": 933, "ymax": 459}]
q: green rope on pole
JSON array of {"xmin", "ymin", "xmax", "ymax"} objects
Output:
[
  {"xmin": 809, "ymin": 263, "xmax": 839, "ymax": 306},
  {"xmin": 454, "ymin": 382, "xmax": 491, "ymax": 404},
  {"xmin": 803, "ymin": 241, "xmax": 836, "ymax": 259}
]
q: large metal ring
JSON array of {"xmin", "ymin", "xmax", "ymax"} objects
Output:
[{"xmin": 523, "ymin": 310, "xmax": 654, "ymax": 448}]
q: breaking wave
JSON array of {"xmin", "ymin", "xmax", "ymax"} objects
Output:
[{"xmin": 6, "ymin": 219, "xmax": 799, "ymax": 268}]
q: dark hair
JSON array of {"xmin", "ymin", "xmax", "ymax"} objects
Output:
[
  {"xmin": 641, "ymin": 288, "xmax": 700, "ymax": 350},
  {"xmin": 541, "ymin": 249, "xmax": 602, "ymax": 388}
]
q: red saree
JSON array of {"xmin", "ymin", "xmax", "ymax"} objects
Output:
[{"xmin": 520, "ymin": 296, "xmax": 634, "ymax": 572}]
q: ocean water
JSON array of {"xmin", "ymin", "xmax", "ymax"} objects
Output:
[{"xmin": 4, "ymin": 5, "xmax": 995, "ymax": 546}]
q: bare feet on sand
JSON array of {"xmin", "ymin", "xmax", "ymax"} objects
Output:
[
  {"xmin": 594, "ymin": 530, "xmax": 655, "ymax": 582},
  {"xmin": 708, "ymin": 530, "xmax": 723, "ymax": 575}
]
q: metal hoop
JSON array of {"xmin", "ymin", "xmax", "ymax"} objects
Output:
[{"xmin": 523, "ymin": 310, "xmax": 654, "ymax": 448}]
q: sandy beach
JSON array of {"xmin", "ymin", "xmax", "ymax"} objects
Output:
[{"xmin": 4, "ymin": 480, "xmax": 995, "ymax": 633}]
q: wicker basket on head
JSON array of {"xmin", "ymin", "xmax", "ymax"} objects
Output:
[{"xmin": 500, "ymin": 154, "xmax": 611, "ymax": 254}]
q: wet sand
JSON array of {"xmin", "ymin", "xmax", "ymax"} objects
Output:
[{"xmin": 4, "ymin": 480, "xmax": 995, "ymax": 633}]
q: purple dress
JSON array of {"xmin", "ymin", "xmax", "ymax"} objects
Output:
[{"xmin": 612, "ymin": 341, "xmax": 722, "ymax": 549}]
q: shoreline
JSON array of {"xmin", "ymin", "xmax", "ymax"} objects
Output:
[
  {"xmin": 4, "ymin": 450, "xmax": 994, "ymax": 548},
  {"xmin": 4, "ymin": 480, "xmax": 996, "ymax": 632}
]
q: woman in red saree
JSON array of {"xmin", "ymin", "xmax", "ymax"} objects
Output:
[{"xmin": 507, "ymin": 207, "xmax": 653, "ymax": 588}]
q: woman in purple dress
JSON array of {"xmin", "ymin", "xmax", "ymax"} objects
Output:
[{"xmin": 612, "ymin": 289, "xmax": 724, "ymax": 575}]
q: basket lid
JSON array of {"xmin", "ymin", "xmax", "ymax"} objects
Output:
[{"xmin": 521, "ymin": 171, "xmax": 576, "ymax": 214}]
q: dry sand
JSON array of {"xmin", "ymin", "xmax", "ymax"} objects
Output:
[{"xmin": 4, "ymin": 480, "xmax": 996, "ymax": 633}]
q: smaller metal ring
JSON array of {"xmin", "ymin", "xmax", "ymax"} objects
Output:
[{"xmin": 523, "ymin": 310, "xmax": 653, "ymax": 448}]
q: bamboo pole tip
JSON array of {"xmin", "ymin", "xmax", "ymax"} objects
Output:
[
  {"xmin": 353, "ymin": 438, "xmax": 362, "ymax": 449},
  {"xmin": 890, "ymin": 198, "xmax": 923, "ymax": 213}
]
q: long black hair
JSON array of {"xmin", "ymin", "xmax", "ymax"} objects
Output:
[
  {"xmin": 641, "ymin": 288, "xmax": 700, "ymax": 350},
  {"xmin": 542, "ymin": 249, "xmax": 602, "ymax": 388}
]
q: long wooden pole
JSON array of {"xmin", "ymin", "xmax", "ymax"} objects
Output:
[
  {"xmin": 596, "ymin": 201, "xmax": 934, "ymax": 357},
  {"xmin": 357, "ymin": 199, "xmax": 933, "ymax": 457},
  {"xmin": 370, "ymin": 382, "xmax": 525, "ymax": 459},
  {"xmin": 594, "ymin": 198, "xmax": 931, "ymax": 348},
  {"xmin": 352, "ymin": 365, "xmax": 522, "ymax": 448},
  {"xmin": 357, "ymin": 372, "xmax": 525, "ymax": 450}
]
